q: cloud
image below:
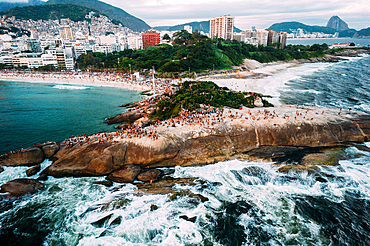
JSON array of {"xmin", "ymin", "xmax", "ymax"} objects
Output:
[{"xmin": 105, "ymin": 0, "xmax": 369, "ymax": 29}]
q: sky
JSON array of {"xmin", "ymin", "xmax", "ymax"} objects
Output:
[
  {"xmin": 5, "ymin": 0, "xmax": 370, "ymax": 30},
  {"xmin": 102, "ymin": 0, "xmax": 370, "ymax": 30}
]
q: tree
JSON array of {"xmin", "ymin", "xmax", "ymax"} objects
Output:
[{"xmin": 163, "ymin": 33, "xmax": 171, "ymax": 41}]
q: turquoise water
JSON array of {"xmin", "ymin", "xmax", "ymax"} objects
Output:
[{"xmin": 0, "ymin": 81, "xmax": 142, "ymax": 154}]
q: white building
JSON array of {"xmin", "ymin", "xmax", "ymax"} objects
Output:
[
  {"xmin": 184, "ymin": 25, "xmax": 192, "ymax": 33},
  {"xmin": 99, "ymin": 35, "xmax": 117, "ymax": 45},
  {"xmin": 127, "ymin": 35, "xmax": 142, "ymax": 50},
  {"xmin": 59, "ymin": 26, "xmax": 74, "ymax": 40}
]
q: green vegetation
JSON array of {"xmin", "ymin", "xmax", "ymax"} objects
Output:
[
  {"xmin": 0, "ymin": 4, "xmax": 104, "ymax": 22},
  {"xmin": 149, "ymin": 81, "xmax": 273, "ymax": 121},
  {"xmin": 46, "ymin": 0, "xmax": 150, "ymax": 32},
  {"xmin": 77, "ymin": 31, "xmax": 331, "ymax": 71}
]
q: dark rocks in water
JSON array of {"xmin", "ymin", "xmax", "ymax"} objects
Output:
[
  {"xmin": 137, "ymin": 169, "xmax": 161, "ymax": 182},
  {"xmin": 295, "ymin": 195, "xmax": 370, "ymax": 245},
  {"xmin": 179, "ymin": 215, "xmax": 197, "ymax": 223},
  {"xmin": 150, "ymin": 204, "xmax": 158, "ymax": 211},
  {"xmin": 106, "ymin": 165, "xmax": 141, "ymax": 183},
  {"xmin": 41, "ymin": 142, "xmax": 59, "ymax": 158},
  {"xmin": 93, "ymin": 180, "xmax": 114, "ymax": 187},
  {"xmin": 168, "ymin": 189, "xmax": 209, "ymax": 203},
  {"xmin": 136, "ymin": 176, "xmax": 199, "ymax": 195},
  {"xmin": 0, "ymin": 147, "xmax": 44, "ymax": 167},
  {"xmin": 109, "ymin": 216, "xmax": 122, "ymax": 227},
  {"xmin": 26, "ymin": 164, "xmax": 41, "ymax": 177},
  {"xmin": 91, "ymin": 213, "xmax": 113, "ymax": 228},
  {"xmin": 0, "ymin": 166, "xmax": 3, "ymax": 173},
  {"xmin": 0, "ymin": 178, "xmax": 45, "ymax": 199},
  {"xmin": 246, "ymin": 146, "xmax": 308, "ymax": 163},
  {"xmin": 37, "ymin": 173, "xmax": 48, "ymax": 181},
  {"xmin": 277, "ymin": 164, "xmax": 319, "ymax": 174}
]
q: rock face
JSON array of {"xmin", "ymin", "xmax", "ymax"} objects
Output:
[
  {"xmin": 26, "ymin": 164, "xmax": 41, "ymax": 176},
  {"xmin": 0, "ymin": 147, "xmax": 44, "ymax": 167},
  {"xmin": 106, "ymin": 165, "xmax": 141, "ymax": 183},
  {"xmin": 41, "ymin": 106, "xmax": 370, "ymax": 178},
  {"xmin": 137, "ymin": 169, "xmax": 161, "ymax": 182},
  {"xmin": 0, "ymin": 178, "xmax": 45, "ymax": 199},
  {"xmin": 41, "ymin": 142, "xmax": 59, "ymax": 158},
  {"xmin": 326, "ymin": 16, "xmax": 349, "ymax": 32}
]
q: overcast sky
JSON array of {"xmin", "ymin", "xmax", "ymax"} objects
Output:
[
  {"xmin": 100, "ymin": 0, "xmax": 369, "ymax": 30},
  {"xmin": 6, "ymin": 0, "xmax": 369, "ymax": 30}
]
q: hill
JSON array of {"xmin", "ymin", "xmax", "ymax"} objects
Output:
[
  {"xmin": 356, "ymin": 27, "xmax": 370, "ymax": 38},
  {"xmin": 0, "ymin": 4, "xmax": 106, "ymax": 23},
  {"xmin": 0, "ymin": 0, "xmax": 43, "ymax": 12},
  {"xmin": 268, "ymin": 21, "xmax": 336, "ymax": 34},
  {"xmin": 45, "ymin": 0, "xmax": 150, "ymax": 32},
  {"xmin": 326, "ymin": 16, "xmax": 349, "ymax": 31},
  {"xmin": 155, "ymin": 20, "xmax": 242, "ymax": 33}
]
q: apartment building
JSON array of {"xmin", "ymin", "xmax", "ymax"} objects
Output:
[
  {"xmin": 210, "ymin": 15, "xmax": 234, "ymax": 40},
  {"xmin": 142, "ymin": 30, "xmax": 160, "ymax": 49}
]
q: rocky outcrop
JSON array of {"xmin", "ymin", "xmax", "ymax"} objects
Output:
[
  {"xmin": 35, "ymin": 106, "xmax": 370, "ymax": 179},
  {"xmin": 106, "ymin": 164, "xmax": 141, "ymax": 183},
  {"xmin": 0, "ymin": 147, "xmax": 44, "ymax": 167},
  {"xmin": 0, "ymin": 166, "xmax": 3, "ymax": 173},
  {"xmin": 137, "ymin": 169, "xmax": 161, "ymax": 182},
  {"xmin": 326, "ymin": 16, "xmax": 349, "ymax": 32},
  {"xmin": 0, "ymin": 178, "xmax": 45, "ymax": 199},
  {"xmin": 26, "ymin": 164, "xmax": 41, "ymax": 177},
  {"xmin": 41, "ymin": 142, "xmax": 59, "ymax": 158}
]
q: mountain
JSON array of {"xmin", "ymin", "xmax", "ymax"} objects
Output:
[
  {"xmin": 356, "ymin": 27, "xmax": 370, "ymax": 38},
  {"xmin": 45, "ymin": 0, "xmax": 150, "ymax": 32},
  {"xmin": 0, "ymin": 0, "xmax": 43, "ymax": 12},
  {"xmin": 154, "ymin": 20, "xmax": 242, "ymax": 33},
  {"xmin": 267, "ymin": 21, "xmax": 336, "ymax": 34},
  {"xmin": 326, "ymin": 16, "xmax": 349, "ymax": 32},
  {"xmin": 0, "ymin": 4, "xmax": 106, "ymax": 23}
]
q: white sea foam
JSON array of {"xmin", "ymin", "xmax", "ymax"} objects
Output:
[{"xmin": 53, "ymin": 85, "xmax": 89, "ymax": 90}]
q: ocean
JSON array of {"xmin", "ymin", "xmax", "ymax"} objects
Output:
[
  {"xmin": 1, "ymin": 54, "xmax": 370, "ymax": 245},
  {"xmin": 0, "ymin": 82, "xmax": 143, "ymax": 154}
]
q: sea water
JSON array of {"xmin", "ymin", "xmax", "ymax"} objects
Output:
[
  {"xmin": 1, "ymin": 55, "xmax": 370, "ymax": 245},
  {"xmin": 0, "ymin": 81, "xmax": 143, "ymax": 154}
]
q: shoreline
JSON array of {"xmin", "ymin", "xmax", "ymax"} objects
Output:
[{"xmin": 0, "ymin": 74, "xmax": 152, "ymax": 92}]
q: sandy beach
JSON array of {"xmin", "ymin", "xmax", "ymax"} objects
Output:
[{"xmin": 0, "ymin": 72, "xmax": 152, "ymax": 92}]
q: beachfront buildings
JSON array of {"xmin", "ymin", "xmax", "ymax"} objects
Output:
[
  {"xmin": 142, "ymin": 30, "xmax": 160, "ymax": 49},
  {"xmin": 234, "ymin": 27, "xmax": 287, "ymax": 48},
  {"xmin": 210, "ymin": 15, "xmax": 234, "ymax": 40}
]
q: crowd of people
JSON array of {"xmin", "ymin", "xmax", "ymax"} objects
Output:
[{"xmin": 0, "ymin": 70, "xmax": 174, "ymax": 94}]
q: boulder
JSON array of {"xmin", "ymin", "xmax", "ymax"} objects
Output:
[
  {"xmin": 0, "ymin": 178, "xmax": 45, "ymax": 199},
  {"xmin": 0, "ymin": 166, "xmax": 3, "ymax": 173},
  {"xmin": 107, "ymin": 109, "xmax": 145, "ymax": 125},
  {"xmin": 106, "ymin": 165, "xmax": 141, "ymax": 183},
  {"xmin": 26, "ymin": 164, "xmax": 41, "ymax": 176},
  {"xmin": 137, "ymin": 169, "xmax": 161, "ymax": 182},
  {"xmin": 0, "ymin": 147, "xmax": 44, "ymax": 167},
  {"xmin": 42, "ymin": 142, "xmax": 128, "ymax": 177},
  {"xmin": 41, "ymin": 142, "xmax": 59, "ymax": 158}
]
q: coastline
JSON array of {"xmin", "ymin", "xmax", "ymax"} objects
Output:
[{"xmin": 0, "ymin": 75, "xmax": 152, "ymax": 92}]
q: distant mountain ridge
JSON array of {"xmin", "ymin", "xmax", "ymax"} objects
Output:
[
  {"xmin": 45, "ymin": 0, "xmax": 150, "ymax": 32},
  {"xmin": 0, "ymin": 0, "xmax": 43, "ymax": 12},
  {"xmin": 268, "ymin": 21, "xmax": 336, "ymax": 34},
  {"xmin": 154, "ymin": 20, "xmax": 242, "ymax": 33},
  {"xmin": 268, "ymin": 19, "xmax": 370, "ymax": 38},
  {"xmin": 0, "ymin": 4, "xmax": 108, "ymax": 23}
]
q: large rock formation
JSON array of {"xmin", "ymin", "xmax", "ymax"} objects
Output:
[
  {"xmin": 41, "ymin": 105, "xmax": 370, "ymax": 178},
  {"xmin": 0, "ymin": 178, "xmax": 45, "ymax": 199},
  {"xmin": 0, "ymin": 147, "xmax": 44, "ymax": 167},
  {"xmin": 326, "ymin": 16, "xmax": 349, "ymax": 32}
]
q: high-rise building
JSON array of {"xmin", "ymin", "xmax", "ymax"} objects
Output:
[
  {"xmin": 142, "ymin": 30, "xmax": 160, "ymax": 49},
  {"xmin": 59, "ymin": 26, "xmax": 74, "ymax": 40},
  {"xmin": 210, "ymin": 15, "xmax": 234, "ymax": 40},
  {"xmin": 267, "ymin": 30, "xmax": 287, "ymax": 49}
]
